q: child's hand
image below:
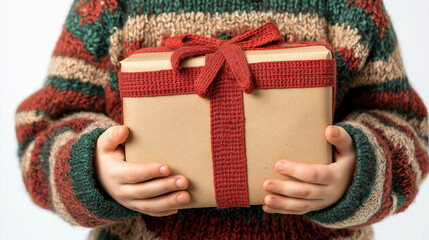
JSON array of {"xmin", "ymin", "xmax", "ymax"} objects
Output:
[
  {"xmin": 262, "ymin": 125, "xmax": 356, "ymax": 215},
  {"xmin": 95, "ymin": 125, "xmax": 191, "ymax": 217}
]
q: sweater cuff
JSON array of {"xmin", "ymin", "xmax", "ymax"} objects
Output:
[
  {"xmin": 304, "ymin": 122, "xmax": 381, "ymax": 229},
  {"xmin": 64, "ymin": 124, "xmax": 139, "ymax": 227}
]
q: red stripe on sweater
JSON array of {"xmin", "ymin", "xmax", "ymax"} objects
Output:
[
  {"xmin": 123, "ymin": 39, "xmax": 147, "ymax": 60},
  {"xmin": 17, "ymin": 87, "xmax": 105, "ymax": 115},
  {"xmin": 105, "ymin": 85, "xmax": 123, "ymax": 124},
  {"xmin": 25, "ymin": 143, "xmax": 51, "ymax": 210},
  {"xmin": 143, "ymin": 211, "xmax": 355, "ymax": 239},
  {"xmin": 55, "ymin": 138, "xmax": 117, "ymax": 227},
  {"xmin": 392, "ymin": 147, "xmax": 419, "ymax": 213},
  {"xmin": 347, "ymin": 0, "xmax": 390, "ymax": 38},
  {"xmin": 52, "ymin": 27, "xmax": 111, "ymax": 70},
  {"xmin": 352, "ymin": 88, "xmax": 428, "ymax": 118},
  {"xmin": 338, "ymin": 47, "xmax": 362, "ymax": 72}
]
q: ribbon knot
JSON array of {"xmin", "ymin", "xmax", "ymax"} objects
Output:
[{"xmin": 165, "ymin": 22, "xmax": 284, "ymax": 98}]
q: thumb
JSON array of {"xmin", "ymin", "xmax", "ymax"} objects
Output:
[
  {"xmin": 325, "ymin": 125, "xmax": 354, "ymax": 155},
  {"xmin": 97, "ymin": 125, "xmax": 129, "ymax": 153}
]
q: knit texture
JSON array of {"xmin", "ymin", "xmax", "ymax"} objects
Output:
[{"xmin": 15, "ymin": 0, "xmax": 429, "ymax": 239}]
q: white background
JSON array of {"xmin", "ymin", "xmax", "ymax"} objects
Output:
[{"xmin": 0, "ymin": 1, "xmax": 428, "ymax": 239}]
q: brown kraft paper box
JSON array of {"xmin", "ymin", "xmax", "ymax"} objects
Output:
[{"xmin": 120, "ymin": 44, "xmax": 334, "ymax": 209}]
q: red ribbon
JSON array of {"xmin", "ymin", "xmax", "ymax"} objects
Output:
[{"xmin": 164, "ymin": 22, "xmax": 284, "ymax": 98}]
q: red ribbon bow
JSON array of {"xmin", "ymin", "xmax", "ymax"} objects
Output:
[{"xmin": 164, "ymin": 22, "xmax": 284, "ymax": 98}]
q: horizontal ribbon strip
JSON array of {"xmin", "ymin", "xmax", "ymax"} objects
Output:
[{"xmin": 119, "ymin": 59, "xmax": 336, "ymax": 98}]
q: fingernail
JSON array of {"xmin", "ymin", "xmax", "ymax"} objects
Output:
[
  {"xmin": 263, "ymin": 205, "xmax": 271, "ymax": 212},
  {"xmin": 177, "ymin": 194, "xmax": 185, "ymax": 204},
  {"xmin": 277, "ymin": 162, "xmax": 286, "ymax": 171},
  {"xmin": 112, "ymin": 128, "xmax": 118, "ymax": 138},
  {"xmin": 266, "ymin": 196, "xmax": 276, "ymax": 205},
  {"xmin": 160, "ymin": 166, "xmax": 168, "ymax": 175},
  {"xmin": 176, "ymin": 179, "xmax": 184, "ymax": 188},
  {"xmin": 331, "ymin": 127, "xmax": 339, "ymax": 137},
  {"xmin": 266, "ymin": 184, "xmax": 274, "ymax": 191}
]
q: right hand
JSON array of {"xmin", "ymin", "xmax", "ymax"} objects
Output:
[{"xmin": 95, "ymin": 125, "xmax": 191, "ymax": 217}]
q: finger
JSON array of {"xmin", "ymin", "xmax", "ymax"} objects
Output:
[
  {"xmin": 262, "ymin": 205, "xmax": 308, "ymax": 215},
  {"xmin": 97, "ymin": 125, "xmax": 129, "ymax": 153},
  {"xmin": 263, "ymin": 180, "xmax": 325, "ymax": 200},
  {"xmin": 131, "ymin": 191, "xmax": 191, "ymax": 213},
  {"xmin": 118, "ymin": 162, "xmax": 171, "ymax": 184},
  {"xmin": 275, "ymin": 160, "xmax": 332, "ymax": 185},
  {"xmin": 122, "ymin": 175, "xmax": 189, "ymax": 199},
  {"xmin": 264, "ymin": 194, "xmax": 325, "ymax": 212},
  {"xmin": 141, "ymin": 209, "xmax": 178, "ymax": 217},
  {"xmin": 325, "ymin": 126, "xmax": 354, "ymax": 155}
]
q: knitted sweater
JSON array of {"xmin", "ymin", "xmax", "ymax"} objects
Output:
[{"xmin": 15, "ymin": 0, "xmax": 429, "ymax": 239}]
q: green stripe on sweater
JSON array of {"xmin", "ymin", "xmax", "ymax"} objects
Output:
[
  {"xmin": 123, "ymin": 0, "xmax": 325, "ymax": 17},
  {"xmin": 69, "ymin": 128, "xmax": 139, "ymax": 220},
  {"xmin": 392, "ymin": 180, "xmax": 406, "ymax": 210},
  {"xmin": 109, "ymin": 71, "xmax": 119, "ymax": 92},
  {"xmin": 351, "ymin": 77, "xmax": 410, "ymax": 94},
  {"xmin": 64, "ymin": 0, "xmax": 124, "ymax": 59},
  {"xmin": 45, "ymin": 76, "xmax": 105, "ymax": 99},
  {"xmin": 304, "ymin": 123, "xmax": 378, "ymax": 224},
  {"xmin": 334, "ymin": 51, "xmax": 359, "ymax": 106},
  {"xmin": 369, "ymin": 24, "xmax": 397, "ymax": 62}
]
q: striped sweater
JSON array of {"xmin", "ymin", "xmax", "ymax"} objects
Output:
[{"xmin": 15, "ymin": 0, "xmax": 429, "ymax": 239}]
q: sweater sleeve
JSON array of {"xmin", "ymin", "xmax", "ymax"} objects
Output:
[
  {"xmin": 304, "ymin": 0, "xmax": 429, "ymax": 229},
  {"xmin": 15, "ymin": 0, "xmax": 139, "ymax": 228}
]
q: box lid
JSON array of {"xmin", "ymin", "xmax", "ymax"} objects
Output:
[{"xmin": 120, "ymin": 44, "xmax": 332, "ymax": 72}]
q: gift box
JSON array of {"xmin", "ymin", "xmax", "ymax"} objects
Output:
[{"xmin": 119, "ymin": 22, "xmax": 336, "ymax": 209}]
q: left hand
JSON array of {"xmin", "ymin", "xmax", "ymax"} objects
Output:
[{"xmin": 262, "ymin": 125, "xmax": 356, "ymax": 215}]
